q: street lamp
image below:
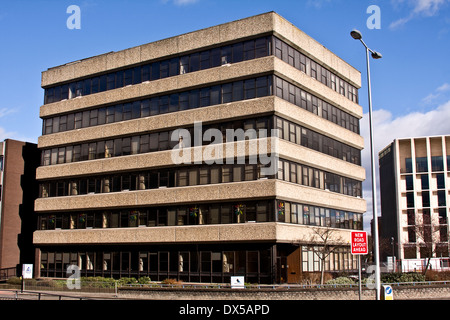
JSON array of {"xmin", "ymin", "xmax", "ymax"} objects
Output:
[{"xmin": 350, "ymin": 29, "xmax": 382, "ymax": 300}]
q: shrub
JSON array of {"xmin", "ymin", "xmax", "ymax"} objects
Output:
[
  {"xmin": 425, "ymin": 271, "xmax": 450, "ymax": 281},
  {"xmin": 137, "ymin": 276, "xmax": 152, "ymax": 284},
  {"xmin": 6, "ymin": 277, "xmax": 22, "ymax": 285},
  {"xmin": 81, "ymin": 276, "xmax": 117, "ymax": 288},
  {"xmin": 326, "ymin": 277, "xmax": 356, "ymax": 285},
  {"xmin": 162, "ymin": 278, "xmax": 183, "ymax": 286},
  {"xmin": 381, "ymin": 272, "xmax": 425, "ymax": 283},
  {"xmin": 117, "ymin": 277, "xmax": 138, "ymax": 286},
  {"xmin": 44, "ymin": 279, "xmax": 65, "ymax": 288},
  {"xmin": 302, "ymin": 272, "xmax": 333, "ymax": 284}
]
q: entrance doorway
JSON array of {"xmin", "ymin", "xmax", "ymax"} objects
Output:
[{"xmin": 276, "ymin": 245, "xmax": 301, "ymax": 284}]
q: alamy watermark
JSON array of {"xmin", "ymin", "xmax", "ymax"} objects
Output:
[
  {"xmin": 366, "ymin": 5, "xmax": 381, "ymax": 30},
  {"xmin": 365, "ymin": 264, "xmax": 395, "ymax": 289},
  {"xmin": 66, "ymin": 265, "xmax": 81, "ymax": 289},
  {"xmin": 65, "ymin": 4, "xmax": 380, "ymax": 31},
  {"xmin": 67, "ymin": 5, "xmax": 81, "ymax": 30},
  {"xmin": 170, "ymin": 122, "xmax": 279, "ymax": 176}
]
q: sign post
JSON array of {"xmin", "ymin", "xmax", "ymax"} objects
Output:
[
  {"xmin": 351, "ymin": 231, "xmax": 368, "ymax": 300},
  {"xmin": 22, "ymin": 264, "xmax": 33, "ymax": 279},
  {"xmin": 21, "ymin": 264, "xmax": 33, "ymax": 292},
  {"xmin": 351, "ymin": 231, "xmax": 368, "ymax": 255}
]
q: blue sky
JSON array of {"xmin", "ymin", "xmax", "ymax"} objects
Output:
[{"xmin": 1, "ymin": 0, "xmax": 449, "ymax": 230}]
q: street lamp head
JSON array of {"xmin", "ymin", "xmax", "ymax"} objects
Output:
[
  {"xmin": 350, "ymin": 29, "xmax": 363, "ymax": 40},
  {"xmin": 371, "ymin": 51, "xmax": 383, "ymax": 59}
]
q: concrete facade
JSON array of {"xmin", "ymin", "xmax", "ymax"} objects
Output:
[
  {"xmin": 34, "ymin": 12, "xmax": 365, "ymax": 283},
  {"xmin": 379, "ymin": 136, "xmax": 450, "ymax": 265},
  {"xmin": 41, "ymin": 13, "xmax": 361, "ymax": 89}
]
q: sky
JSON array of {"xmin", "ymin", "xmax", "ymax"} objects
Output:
[{"xmin": 0, "ymin": 0, "xmax": 449, "ymax": 232}]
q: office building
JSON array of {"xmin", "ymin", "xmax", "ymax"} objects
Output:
[
  {"xmin": 0, "ymin": 139, "xmax": 39, "ymax": 273},
  {"xmin": 379, "ymin": 136, "xmax": 450, "ymax": 270},
  {"xmin": 34, "ymin": 12, "xmax": 365, "ymax": 283}
]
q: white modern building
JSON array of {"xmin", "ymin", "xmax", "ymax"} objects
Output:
[{"xmin": 379, "ymin": 135, "xmax": 450, "ymax": 271}]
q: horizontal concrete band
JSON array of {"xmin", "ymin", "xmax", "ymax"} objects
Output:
[
  {"xmin": 36, "ymin": 139, "xmax": 366, "ymax": 182},
  {"xmin": 40, "ymin": 57, "xmax": 362, "ymax": 120},
  {"xmin": 33, "ymin": 221, "xmax": 352, "ymax": 245},
  {"xmin": 34, "ymin": 179, "xmax": 366, "ymax": 214},
  {"xmin": 38, "ymin": 96, "xmax": 364, "ymax": 151},
  {"xmin": 41, "ymin": 12, "xmax": 360, "ymax": 88}
]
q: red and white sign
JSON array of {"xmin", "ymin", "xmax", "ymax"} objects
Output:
[{"xmin": 351, "ymin": 231, "xmax": 368, "ymax": 255}]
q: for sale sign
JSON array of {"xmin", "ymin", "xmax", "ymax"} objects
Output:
[{"xmin": 351, "ymin": 231, "xmax": 368, "ymax": 255}]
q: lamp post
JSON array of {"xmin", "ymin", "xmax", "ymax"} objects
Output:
[{"xmin": 350, "ymin": 29, "xmax": 382, "ymax": 300}]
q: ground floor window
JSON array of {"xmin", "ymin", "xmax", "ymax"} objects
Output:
[
  {"xmin": 275, "ymin": 244, "xmax": 356, "ymax": 284},
  {"xmin": 301, "ymin": 246, "xmax": 358, "ymax": 272},
  {"xmin": 39, "ymin": 244, "xmax": 274, "ymax": 284},
  {"xmin": 39, "ymin": 243, "xmax": 355, "ymax": 284}
]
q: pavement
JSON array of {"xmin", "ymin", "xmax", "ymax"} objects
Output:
[{"xmin": 0, "ymin": 289, "xmax": 122, "ymax": 300}]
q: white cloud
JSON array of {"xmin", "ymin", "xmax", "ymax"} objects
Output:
[
  {"xmin": 390, "ymin": 0, "xmax": 449, "ymax": 29},
  {"xmin": 306, "ymin": 0, "xmax": 333, "ymax": 9},
  {"xmin": 389, "ymin": 16, "xmax": 412, "ymax": 29},
  {"xmin": 437, "ymin": 83, "xmax": 450, "ymax": 92},
  {"xmin": 413, "ymin": 0, "xmax": 447, "ymax": 15},
  {"xmin": 421, "ymin": 92, "xmax": 440, "ymax": 104},
  {"xmin": 0, "ymin": 107, "xmax": 16, "ymax": 118},
  {"xmin": 0, "ymin": 107, "xmax": 36, "ymax": 143},
  {"xmin": 421, "ymin": 82, "xmax": 450, "ymax": 104},
  {"xmin": 0, "ymin": 108, "xmax": 18, "ymax": 141},
  {"xmin": 0, "ymin": 127, "xmax": 16, "ymax": 142},
  {"xmin": 362, "ymin": 100, "xmax": 450, "ymax": 174},
  {"xmin": 0, "ymin": 125, "xmax": 37, "ymax": 144},
  {"xmin": 360, "ymin": 100, "xmax": 450, "ymax": 231}
]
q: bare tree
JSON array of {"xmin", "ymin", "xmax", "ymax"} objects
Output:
[
  {"xmin": 309, "ymin": 226, "xmax": 347, "ymax": 284},
  {"xmin": 412, "ymin": 211, "xmax": 448, "ymax": 275}
]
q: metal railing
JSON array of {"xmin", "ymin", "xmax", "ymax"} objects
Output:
[
  {"xmin": 0, "ymin": 267, "xmax": 17, "ymax": 281},
  {"xmin": 1, "ymin": 279, "xmax": 450, "ymax": 301},
  {"xmin": 0, "ymin": 289, "xmax": 97, "ymax": 300},
  {"xmin": 2, "ymin": 278, "xmax": 450, "ymax": 296},
  {"xmin": 0, "ymin": 279, "xmax": 117, "ymax": 295},
  {"xmin": 119, "ymin": 280, "xmax": 450, "ymax": 290}
]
